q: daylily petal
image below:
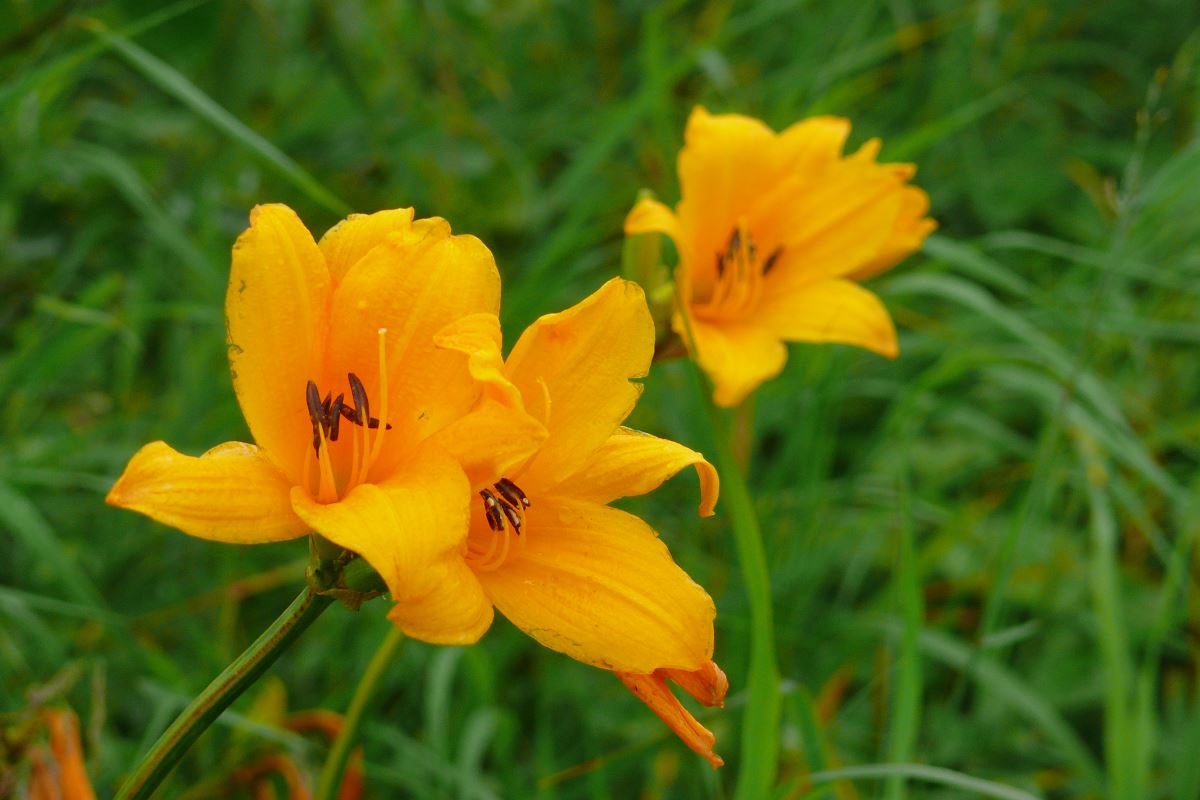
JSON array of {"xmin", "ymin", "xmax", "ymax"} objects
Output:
[
  {"xmin": 326, "ymin": 218, "xmax": 501, "ymax": 465},
  {"xmin": 559, "ymin": 426, "xmax": 718, "ymax": 516},
  {"xmin": 847, "ymin": 184, "xmax": 936, "ymax": 280},
  {"xmin": 750, "ymin": 157, "xmax": 904, "ymax": 285},
  {"xmin": 476, "ymin": 497, "xmax": 714, "ymax": 673},
  {"xmin": 776, "ymin": 115, "xmax": 851, "ymax": 173},
  {"xmin": 624, "ymin": 197, "xmax": 682, "ymax": 247},
  {"xmin": 756, "ymin": 278, "xmax": 898, "ymax": 358},
  {"xmin": 677, "ymin": 312, "xmax": 786, "ymax": 408},
  {"xmin": 226, "ymin": 204, "xmax": 330, "ymax": 484},
  {"xmin": 106, "ymin": 441, "xmax": 308, "ymax": 543},
  {"xmin": 41, "ymin": 709, "xmax": 97, "ymax": 800},
  {"xmin": 661, "ymin": 660, "xmax": 729, "ymax": 708},
  {"xmin": 386, "ymin": 555, "xmax": 494, "ymax": 645},
  {"xmin": 618, "ymin": 670, "xmax": 723, "ymax": 768},
  {"xmin": 430, "ymin": 313, "xmax": 548, "ymax": 488},
  {"xmin": 290, "ymin": 444, "xmax": 471, "ymax": 608},
  {"xmin": 675, "ymin": 107, "xmax": 781, "ymax": 297},
  {"xmin": 505, "ymin": 278, "xmax": 654, "ymax": 489},
  {"xmin": 318, "ymin": 207, "xmax": 416, "ymax": 284}
]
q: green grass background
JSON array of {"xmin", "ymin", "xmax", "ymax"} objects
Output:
[{"xmin": 3, "ymin": 1, "xmax": 1200, "ymax": 797}]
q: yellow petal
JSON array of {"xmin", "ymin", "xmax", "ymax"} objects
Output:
[
  {"xmin": 624, "ymin": 197, "xmax": 681, "ymax": 246},
  {"xmin": 676, "ymin": 311, "xmax": 786, "ymax": 408},
  {"xmin": 505, "ymin": 278, "xmax": 654, "ymax": 489},
  {"xmin": 618, "ymin": 670, "xmax": 723, "ymax": 768},
  {"xmin": 318, "ymin": 207, "xmax": 416, "ymax": 284},
  {"xmin": 750, "ymin": 157, "xmax": 903, "ymax": 284},
  {"xmin": 106, "ymin": 441, "xmax": 308, "ymax": 543},
  {"xmin": 326, "ymin": 218, "xmax": 502, "ymax": 465},
  {"xmin": 430, "ymin": 313, "xmax": 548, "ymax": 488},
  {"xmin": 559, "ymin": 426, "xmax": 718, "ymax": 516},
  {"xmin": 476, "ymin": 497, "xmax": 714, "ymax": 673},
  {"xmin": 776, "ymin": 115, "xmax": 851, "ymax": 173},
  {"xmin": 387, "ymin": 555, "xmax": 494, "ymax": 645},
  {"xmin": 290, "ymin": 444, "xmax": 484, "ymax": 638},
  {"xmin": 848, "ymin": 184, "xmax": 936, "ymax": 280},
  {"xmin": 675, "ymin": 107, "xmax": 781, "ymax": 297},
  {"xmin": 226, "ymin": 204, "xmax": 330, "ymax": 484},
  {"xmin": 756, "ymin": 278, "xmax": 898, "ymax": 358}
]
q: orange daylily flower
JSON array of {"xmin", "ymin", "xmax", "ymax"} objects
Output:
[
  {"xmin": 107, "ymin": 204, "xmax": 540, "ymax": 624},
  {"xmin": 626, "ymin": 106, "xmax": 936, "ymax": 406},
  {"xmin": 419, "ymin": 278, "xmax": 726, "ymax": 766}
]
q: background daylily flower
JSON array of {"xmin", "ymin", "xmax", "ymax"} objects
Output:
[
  {"xmin": 625, "ymin": 106, "xmax": 936, "ymax": 407},
  {"xmin": 106, "ymin": 204, "xmax": 536, "ymax": 620},
  {"xmin": 401, "ymin": 278, "xmax": 729, "ymax": 767}
]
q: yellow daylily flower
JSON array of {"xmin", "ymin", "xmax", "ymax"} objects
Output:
[
  {"xmin": 626, "ymin": 106, "xmax": 936, "ymax": 407},
  {"xmin": 407, "ymin": 278, "xmax": 727, "ymax": 767},
  {"xmin": 107, "ymin": 204, "xmax": 540, "ymax": 619}
]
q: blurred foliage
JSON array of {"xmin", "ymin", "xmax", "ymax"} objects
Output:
[{"xmin": 2, "ymin": 0, "xmax": 1200, "ymax": 798}]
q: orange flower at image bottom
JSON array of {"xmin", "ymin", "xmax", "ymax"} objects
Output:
[
  {"xmin": 626, "ymin": 106, "xmax": 936, "ymax": 407},
  {"xmin": 107, "ymin": 207, "xmax": 728, "ymax": 766}
]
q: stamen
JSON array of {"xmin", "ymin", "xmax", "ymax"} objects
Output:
[
  {"xmin": 305, "ymin": 380, "xmax": 324, "ymax": 454},
  {"xmin": 480, "ymin": 490, "xmax": 505, "ymax": 532},
  {"xmin": 494, "ymin": 478, "xmax": 531, "ymax": 509},
  {"xmin": 329, "ymin": 393, "xmax": 344, "ymax": 442},
  {"xmin": 348, "ymin": 373, "xmax": 369, "ymax": 426},
  {"xmin": 315, "ymin": 424, "xmax": 337, "ymax": 503},
  {"xmin": 762, "ymin": 247, "xmax": 782, "ymax": 275}
]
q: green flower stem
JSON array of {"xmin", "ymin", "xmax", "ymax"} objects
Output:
[
  {"xmin": 701, "ymin": 395, "xmax": 780, "ymax": 800},
  {"xmin": 115, "ymin": 587, "xmax": 333, "ymax": 800},
  {"xmin": 315, "ymin": 625, "xmax": 406, "ymax": 800}
]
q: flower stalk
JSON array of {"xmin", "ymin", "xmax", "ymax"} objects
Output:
[{"xmin": 115, "ymin": 587, "xmax": 333, "ymax": 800}]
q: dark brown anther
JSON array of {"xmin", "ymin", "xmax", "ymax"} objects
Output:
[
  {"xmin": 500, "ymin": 503, "xmax": 523, "ymax": 534},
  {"xmin": 494, "ymin": 478, "xmax": 531, "ymax": 509},
  {"xmin": 329, "ymin": 394, "xmax": 345, "ymax": 442},
  {"xmin": 347, "ymin": 373, "xmax": 368, "ymax": 425},
  {"xmin": 762, "ymin": 247, "xmax": 782, "ymax": 275},
  {"xmin": 366, "ymin": 417, "xmax": 393, "ymax": 431},
  {"xmin": 479, "ymin": 490, "xmax": 505, "ymax": 532},
  {"xmin": 306, "ymin": 381, "xmax": 325, "ymax": 454}
]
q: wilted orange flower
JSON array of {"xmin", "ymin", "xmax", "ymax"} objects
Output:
[
  {"xmin": 26, "ymin": 708, "xmax": 97, "ymax": 800},
  {"xmin": 626, "ymin": 106, "xmax": 935, "ymax": 406},
  {"xmin": 107, "ymin": 204, "xmax": 539, "ymax": 618},
  {"xmin": 403, "ymin": 278, "xmax": 727, "ymax": 766}
]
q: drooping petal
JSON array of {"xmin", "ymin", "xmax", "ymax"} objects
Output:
[
  {"xmin": 326, "ymin": 218, "xmax": 502, "ymax": 466},
  {"xmin": 624, "ymin": 197, "xmax": 682, "ymax": 247},
  {"xmin": 677, "ymin": 312, "xmax": 786, "ymax": 408},
  {"xmin": 226, "ymin": 204, "xmax": 330, "ymax": 484},
  {"xmin": 504, "ymin": 278, "xmax": 654, "ymax": 489},
  {"xmin": 661, "ymin": 660, "xmax": 729, "ymax": 708},
  {"xmin": 559, "ymin": 426, "xmax": 718, "ymax": 516},
  {"xmin": 290, "ymin": 444, "xmax": 486, "ymax": 640},
  {"xmin": 429, "ymin": 313, "xmax": 548, "ymax": 488},
  {"xmin": 618, "ymin": 671, "xmax": 723, "ymax": 769},
  {"xmin": 41, "ymin": 709, "xmax": 97, "ymax": 800},
  {"xmin": 386, "ymin": 555, "xmax": 494, "ymax": 645},
  {"xmin": 476, "ymin": 497, "xmax": 714, "ymax": 674},
  {"xmin": 756, "ymin": 278, "xmax": 898, "ymax": 358},
  {"xmin": 106, "ymin": 441, "xmax": 308, "ymax": 543},
  {"xmin": 318, "ymin": 208, "xmax": 416, "ymax": 284}
]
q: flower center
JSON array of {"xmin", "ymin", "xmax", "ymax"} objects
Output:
[
  {"xmin": 466, "ymin": 477, "xmax": 531, "ymax": 572},
  {"xmin": 695, "ymin": 222, "xmax": 781, "ymax": 319},
  {"xmin": 301, "ymin": 328, "xmax": 392, "ymax": 503}
]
